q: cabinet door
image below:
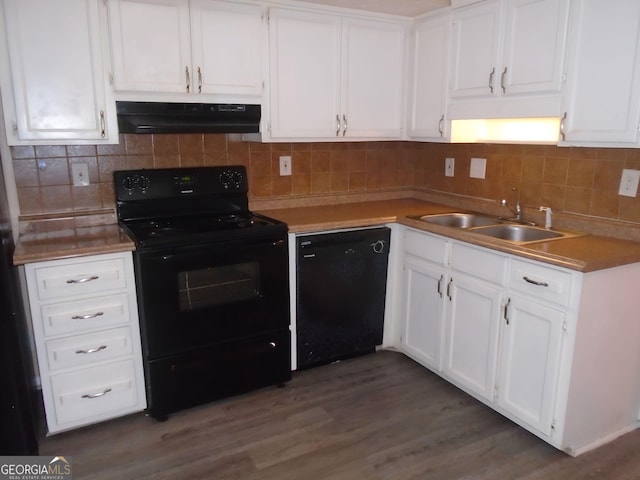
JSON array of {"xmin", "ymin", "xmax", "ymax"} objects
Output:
[
  {"xmin": 2, "ymin": 0, "xmax": 113, "ymax": 143},
  {"xmin": 190, "ymin": 0, "xmax": 263, "ymax": 96},
  {"xmin": 561, "ymin": 0, "xmax": 640, "ymax": 145},
  {"xmin": 402, "ymin": 256, "xmax": 446, "ymax": 371},
  {"xmin": 444, "ymin": 275, "xmax": 502, "ymax": 401},
  {"xmin": 450, "ymin": 1, "xmax": 501, "ymax": 98},
  {"xmin": 268, "ymin": 9, "xmax": 341, "ymax": 139},
  {"xmin": 408, "ymin": 12, "xmax": 450, "ymax": 140},
  {"xmin": 501, "ymin": 0, "xmax": 568, "ymax": 96},
  {"xmin": 108, "ymin": 0, "xmax": 192, "ymax": 93},
  {"xmin": 498, "ymin": 295, "xmax": 564, "ymax": 436},
  {"xmin": 341, "ymin": 18, "xmax": 406, "ymax": 138}
]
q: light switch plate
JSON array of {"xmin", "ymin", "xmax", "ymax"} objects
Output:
[
  {"xmin": 470, "ymin": 157, "xmax": 486, "ymax": 179},
  {"xmin": 619, "ymin": 169, "xmax": 640, "ymax": 197},
  {"xmin": 71, "ymin": 163, "xmax": 90, "ymax": 186}
]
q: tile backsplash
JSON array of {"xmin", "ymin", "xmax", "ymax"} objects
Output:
[{"xmin": 10, "ymin": 134, "xmax": 640, "ymax": 230}]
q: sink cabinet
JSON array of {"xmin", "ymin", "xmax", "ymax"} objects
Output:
[
  {"xmin": 396, "ymin": 225, "xmax": 640, "ymax": 455},
  {"xmin": 445, "ymin": 242, "xmax": 505, "ymax": 402},
  {"xmin": 402, "ymin": 229, "xmax": 505, "ymax": 402}
]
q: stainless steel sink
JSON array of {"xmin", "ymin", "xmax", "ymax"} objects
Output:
[
  {"xmin": 470, "ymin": 224, "xmax": 567, "ymax": 243},
  {"xmin": 415, "ymin": 213, "xmax": 502, "ymax": 228}
]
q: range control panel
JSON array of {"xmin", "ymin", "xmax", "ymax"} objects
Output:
[{"xmin": 114, "ymin": 166, "xmax": 248, "ymax": 201}]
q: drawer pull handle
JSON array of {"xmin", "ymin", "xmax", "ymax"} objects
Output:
[
  {"xmin": 75, "ymin": 345, "xmax": 107, "ymax": 355},
  {"xmin": 71, "ymin": 311, "xmax": 104, "ymax": 320},
  {"xmin": 66, "ymin": 275, "xmax": 99, "ymax": 284},
  {"xmin": 269, "ymin": 341, "xmax": 277, "ymax": 348},
  {"xmin": 81, "ymin": 388, "xmax": 112, "ymax": 399},
  {"xmin": 523, "ymin": 276, "xmax": 549, "ymax": 287}
]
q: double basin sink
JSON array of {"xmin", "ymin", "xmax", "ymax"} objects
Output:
[{"xmin": 411, "ymin": 212, "xmax": 576, "ymax": 244}]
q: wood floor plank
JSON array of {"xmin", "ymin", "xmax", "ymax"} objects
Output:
[{"xmin": 39, "ymin": 351, "xmax": 640, "ymax": 479}]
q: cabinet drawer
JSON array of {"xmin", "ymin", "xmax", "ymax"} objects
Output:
[
  {"xmin": 46, "ymin": 326, "xmax": 134, "ymax": 371},
  {"xmin": 32, "ymin": 257, "xmax": 128, "ymax": 301},
  {"xmin": 40, "ymin": 294, "xmax": 131, "ymax": 337},
  {"xmin": 450, "ymin": 242, "xmax": 507, "ymax": 285},
  {"xmin": 509, "ymin": 259, "xmax": 573, "ymax": 306},
  {"xmin": 49, "ymin": 359, "xmax": 141, "ymax": 426},
  {"xmin": 404, "ymin": 229, "xmax": 448, "ymax": 265}
]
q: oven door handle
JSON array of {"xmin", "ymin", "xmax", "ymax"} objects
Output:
[{"xmin": 158, "ymin": 238, "xmax": 287, "ymax": 261}]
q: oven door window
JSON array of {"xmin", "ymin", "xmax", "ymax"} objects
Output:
[{"xmin": 178, "ymin": 262, "xmax": 261, "ymax": 310}]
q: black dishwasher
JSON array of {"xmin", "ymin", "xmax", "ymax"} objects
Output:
[{"xmin": 296, "ymin": 227, "xmax": 391, "ymax": 370}]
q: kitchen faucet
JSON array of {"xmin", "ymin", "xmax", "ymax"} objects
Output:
[{"xmin": 501, "ymin": 187, "xmax": 522, "ymax": 222}]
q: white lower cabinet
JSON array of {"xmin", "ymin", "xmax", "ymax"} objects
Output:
[
  {"xmin": 402, "ymin": 256, "xmax": 446, "ymax": 371},
  {"xmin": 444, "ymin": 273, "xmax": 502, "ymax": 402},
  {"xmin": 497, "ymin": 295, "xmax": 565, "ymax": 436},
  {"xmin": 397, "ymin": 226, "xmax": 640, "ymax": 455},
  {"xmin": 23, "ymin": 252, "xmax": 146, "ymax": 434}
]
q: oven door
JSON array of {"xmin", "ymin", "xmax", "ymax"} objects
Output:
[{"xmin": 134, "ymin": 235, "xmax": 289, "ymax": 358}]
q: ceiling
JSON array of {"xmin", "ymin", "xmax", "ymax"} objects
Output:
[{"xmin": 292, "ymin": 0, "xmax": 451, "ymax": 17}]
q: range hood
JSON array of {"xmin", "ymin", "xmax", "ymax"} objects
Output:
[{"xmin": 116, "ymin": 101, "xmax": 261, "ymax": 134}]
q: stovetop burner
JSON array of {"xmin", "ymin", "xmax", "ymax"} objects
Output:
[{"xmin": 114, "ymin": 166, "xmax": 287, "ymax": 248}]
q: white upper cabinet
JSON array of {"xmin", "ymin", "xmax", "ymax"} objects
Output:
[
  {"xmin": 450, "ymin": 1, "xmax": 501, "ymax": 99},
  {"xmin": 449, "ymin": 0, "xmax": 569, "ymax": 117},
  {"xmin": 268, "ymin": 9, "xmax": 342, "ymax": 139},
  {"xmin": 108, "ymin": 0, "xmax": 264, "ymax": 100},
  {"xmin": 340, "ymin": 18, "xmax": 406, "ymax": 138},
  {"xmin": 268, "ymin": 8, "xmax": 406, "ymax": 141},
  {"xmin": 408, "ymin": 11, "xmax": 451, "ymax": 140},
  {"xmin": 0, "ymin": 0, "xmax": 116, "ymax": 145},
  {"xmin": 560, "ymin": 0, "xmax": 640, "ymax": 146}
]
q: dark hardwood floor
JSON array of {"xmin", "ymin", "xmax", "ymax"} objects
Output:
[{"xmin": 40, "ymin": 350, "xmax": 640, "ymax": 479}]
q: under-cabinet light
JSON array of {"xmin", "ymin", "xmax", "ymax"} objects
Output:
[{"xmin": 450, "ymin": 117, "xmax": 561, "ymax": 144}]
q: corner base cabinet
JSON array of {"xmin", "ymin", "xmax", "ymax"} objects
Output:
[
  {"xmin": 22, "ymin": 252, "xmax": 146, "ymax": 434},
  {"xmin": 396, "ymin": 227, "xmax": 640, "ymax": 456}
]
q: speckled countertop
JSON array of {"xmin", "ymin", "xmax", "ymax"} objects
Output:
[
  {"xmin": 14, "ymin": 199, "xmax": 640, "ymax": 272},
  {"xmin": 13, "ymin": 224, "xmax": 135, "ymax": 265},
  {"xmin": 257, "ymin": 199, "xmax": 640, "ymax": 273}
]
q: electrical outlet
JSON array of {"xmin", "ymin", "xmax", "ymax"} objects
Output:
[
  {"xmin": 619, "ymin": 169, "xmax": 640, "ymax": 197},
  {"xmin": 279, "ymin": 156, "xmax": 292, "ymax": 176},
  {"xmin": 445, "ymin": 157, "xmax": 455, "ymax": 177},
  {"xmin": 71, "ymin": 163, "xmax": 90, "ymax": 186},
  {"xmin": 470, "ymin": 157, "xmax": 487, "ymax": 179}
]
